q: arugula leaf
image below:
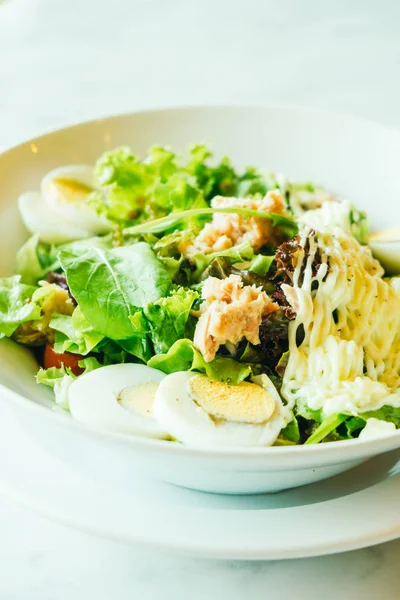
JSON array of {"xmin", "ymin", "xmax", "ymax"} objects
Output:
[
  {"xmin": 148, "ymin": 338, "xmax": 251, "ymax": 385},
  {"xmin": 0, "ymin": 276, "xmax": 41, "ymax": 337},
  {"xmin": 58, "ymin": 242, "xmax": 171, "ymax": 340}
]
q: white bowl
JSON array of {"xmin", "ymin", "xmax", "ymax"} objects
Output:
[{"xmin": 1, "ymin": 106, "xmax": 400, "ymax": 495}]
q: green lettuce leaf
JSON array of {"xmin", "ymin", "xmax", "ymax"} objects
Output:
[
  {"xmin": 361, "ymin": 405, "xmax": 400, "ymax": 427},
  {"xmin": 148, "ymin": 338, "xmax": 251, "ymax": 385},
  {"xmin": 0, "ymin": 276, "xmax": 41, "ymax": 337},
  {"xmin": 304, "ymin": 405, "xmax": 400, "ymax": 445},
  {"xmin": 58, "ymin": 242, "xmax": 171, "ymax": 340},
  {"xmin": 36, "ymin": 357, "xmax": 101, "ymax": 409},
  {"xmin": 141, "ymin": 287, "xmax": 198, "ymax": 354},
  {"xmin": 15, "ymin": 235, "xmax": 46, "ymax": 285},
  {"xmin": 249, "ymin": 254, "xmax": 274, "ymax": 276},
  {"xmin": 50, "ymin": 307, "xmax": 104, "ymax": 355},
  {"xmin": 15, "ymin": 235, "xmax": 61, "ymax": 285},
  {"xmin": 279, "ymin": 417, "xmax": 300, "ymax": 444},
  {"xmin": 90, "ymin": 145, "xmax": 209, "ymax": 224}
]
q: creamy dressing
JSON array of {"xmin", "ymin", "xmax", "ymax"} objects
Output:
[{"xmin": 282, "ymin": 204, "xmax": 400, "ymax": 417}]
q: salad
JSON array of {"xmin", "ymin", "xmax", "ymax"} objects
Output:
[{"xmin": 1, "ymin": 143, "xmax": 400, "ymax": 447}]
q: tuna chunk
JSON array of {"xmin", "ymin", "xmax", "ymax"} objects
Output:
[
  {"xmin": 194, "ymin": 274, "xmax": 279, "ymax": 362},
  {"xmin": 187, "ymin": 190, "xmax": 287, "ymax": 256}
]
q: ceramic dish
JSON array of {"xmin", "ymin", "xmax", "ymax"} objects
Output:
[
  {"xmin": 0, "ymin": 402, "xmax": 399, "ymax": 559},
  {"xmin": 1, "ymin": 106, "xmax": 400, "ymax": 495}
]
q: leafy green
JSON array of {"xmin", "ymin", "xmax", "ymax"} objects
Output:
[
  {"xmin": 15, "ymin": 235, "xmax": 46, "ymax": 285},
  {"xmin": 90, "ymin": 145, "xmax": 210, "ymax": 224},
  {"xmin": 117, "ymin": 335, "xmax": 153, "ymax": 363},
  {"xmin": 305, "ymin": 413, "xmax": 349, "ymax": 445},
  {"xmin": 61, "ymin": 233, "xmax": 116, "ymax": 253},
  {"xmin": 148, "ymin": 338, "xmax": 251, "ymax": 385},
  {"xmin": 304, "ymin": 405, "xmax": 400, "ymax": 444},
  {"xmin": 123, "ymin": 206, "xmax": 297, "ymax": 237},
  {"xmin": 15, "ymin": 235, "xmax": 61, "ymax": 285},
  {"xmin": 191, "ymin": 240, "xmax": 256, "ymax": 282},
  {"xmin": 147, "ymin": 338, "xmax": 194, "ymax": 373},
  {"xmin": 249, "ymin": 254, "xmax": 274, "ymax": 276},
  {"xmin": 350, "ymin": 208, "xmax": 369, "ymax": 244},
  {"xmin": 12, "ymin": 283, "xmax": 74, "ymax": 346},
  {"xmin": 58, "ymin": 242, "xmax": 171, "ymax": 340},
  {"xmin": 141, "ymin": 287, "xmax": 198, "ymax": 354},
  {"xmin": 36, "ymin": 357, "xmax": 101, "ymax": 409},
  {"xmin": 0, "ymin": 276, "xmax": 41, "ymax": 337},
  {"xmin": 36, "ymin": 364, "xmax": 74, "ymax": 409},
  {"xmin": 50, "ymin": 307, "xmax": 104, "ymax": 355},
  {"xmin": 280, "ymin": 417, "xmax": 300, "ymax": 444},
  {"xmin": 90, "ymin": 144, "xmax": 283, "ymax": 226},
  {"xmin": 237, "ymin": 168, "xmax": 281, "ymax": 198},
  {"xmin": 361, "ymin": 405, "xmax": 400, "ymax": 427}
]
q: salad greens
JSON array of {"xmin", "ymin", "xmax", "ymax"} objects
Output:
[
  {"xmin": 58, "ymin": 243, "xmax": 172, "ymax": 340},
  {"xmin": 1, "ymin": 141, "xmax": 398, "ymax": 446},
  {"xmin": 0, "ymin": 276, "xmax": 41, "ymax": 337},
  {"xmin": 89, "ymin": 144, "xmax": 283, "ymax": 226}
]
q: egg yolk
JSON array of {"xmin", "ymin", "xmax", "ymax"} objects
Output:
[
  {"xmin": 118, "ymin": 381, "xmax": 159, "ymax": 418},
  {"xmin": 187, "ymin": 375, "xmax": 276, "ymax": 424},
  {"xmin": 48, "ymin": 178, "xmax": 93, "ymax": 205}
]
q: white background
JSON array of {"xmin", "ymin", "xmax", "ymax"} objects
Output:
[{"xmin": 1, "ymin": 0, "xmax": 400, "ymax": 598}]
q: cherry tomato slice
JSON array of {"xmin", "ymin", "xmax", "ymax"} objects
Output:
[{"xmin": 44, "ymin": 343, "xmax": 85, "ymax": 376}]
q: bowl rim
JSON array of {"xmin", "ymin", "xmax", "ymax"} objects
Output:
[{"xmin": 1, "ymin": 103, "xmax": 400, "ymax": 460}]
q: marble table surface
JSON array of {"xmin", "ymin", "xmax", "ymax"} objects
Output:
[{"xmin": 1, "ymin": 0, "xmax": 400, "ymax": 597}]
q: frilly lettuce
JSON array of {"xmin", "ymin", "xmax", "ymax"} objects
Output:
[
  {"xmin": 36, "ymin": 357, "xmax": 101, "ymax": 410},
  {"xmin": 148, "ymin": 338, "xmax": 252, "ymax": 385},
  {"xmin": 50, "ymin": 306, "xmax": 104, "ymax": 355},
  {"xmin": 141, "ymin": 287, "xmax": 198, "ymax": 354},
  {"xmin": 0, "ymin": 276, "xmax": 41, "ymax": 337},
  {"xmin": 304, "ymin": 405, "xmax": 400, "ymax": 444},
  {"xmin": 89, "ymin": 143, "xmax": 298, "ymax": 229}
]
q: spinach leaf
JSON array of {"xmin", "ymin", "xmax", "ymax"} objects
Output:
[{"xmin": 58, "ymin": 242, "xmax": 171, "ymax": 340}]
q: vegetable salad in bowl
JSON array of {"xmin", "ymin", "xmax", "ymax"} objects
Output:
[{"xmin": 3, "ymin": 143, "xmax": 400, "ymax": 448}]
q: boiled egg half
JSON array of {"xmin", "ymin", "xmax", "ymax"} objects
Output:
[
  {"xmin": 18, "ymin": 165, "xmax": 113, "ymax": 244},
  {"xmin": 68, "ymin": 363, "xmax": 169, "ymax": 439},
  {"xmin": 369, "ymin": 227, "xmax": 400, "ymax": 275},
  {"xmin": 153, "ymin": 372, "xmax": 287, "ymax": 447}
]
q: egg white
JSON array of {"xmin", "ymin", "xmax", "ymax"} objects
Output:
[
  {"xmin": 41, "ymin": 165, "xmax": 113, "ymax": 234},
  {"xmin": 18, "ymin": 191, "xmax": 92, "ymax": 244},
  {"xmin": 68, "ymin": 363, "xmax": 169, "ymax": 438},
  {"xmin": 153, "ymin": 371, "xmax": 287, "ymax": 448}
]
